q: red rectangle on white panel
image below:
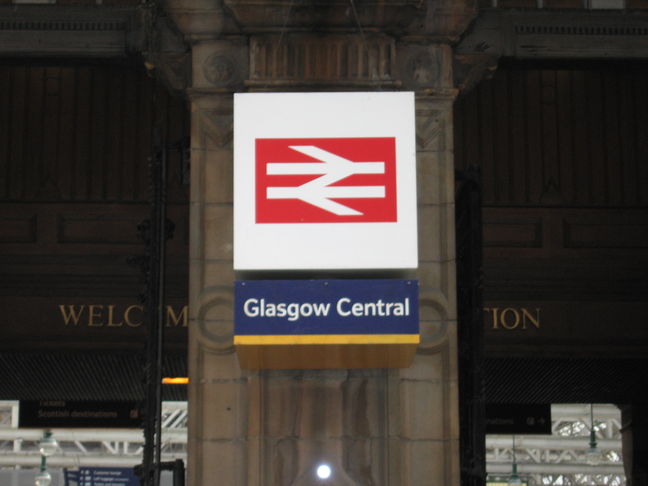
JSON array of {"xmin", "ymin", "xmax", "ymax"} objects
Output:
[
  {"xmin": 256, "ymin": 137, "xmax": 397, "ymax": 224},
  {"xmin": 234, "ymin": 92, "xmax": 417, "ymax": 270}
]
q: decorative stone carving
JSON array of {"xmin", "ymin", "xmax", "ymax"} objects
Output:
[
  {"xmin": 410, "ymin": 51, "xmax": 439, "ymax": 86},
  {"xmin": 248, "ymin": 34, "xmax": 399, "ymax": 89},
  {"xmin": 456, "ymin": 10, "xmax": 648, "ymax": 61},
  {"xmin": 398, "ymin": 44, "xmax": 454, "ymax": 94},
  {"xmin": 415, "ymin": 109, "xmax": 444, "ymax": 150},
  {"xmin": 192, "ymin": 40, "xmax": 248, "ymax": 91},
  {"xmin": 196, "ymin": 289, "xmax": 235, "ymax": 352},
  {"xmin": 190, "ymin": 93, "xmax": 234, "ymax": 150},
  {"xmin": 196, "ymin": 109, "xmax": 234, "ymax": 148},
  {"xmin": 453, "ymin": 53, "xmax": 499, "ymax": 94},
  {"xmin": 418, "ymin": 294, "xmax": 451, "ymax": 352},
  {"xmin": 203, "ymin": 54, "xmax": 237, "ymax": 85},
  {"xmin": 0, "ymin": 7, "xmax": 131, "ymax": 56},
  {"xmin": 149, "ymin": 51, "xmax": 190, "ymax": 92}
]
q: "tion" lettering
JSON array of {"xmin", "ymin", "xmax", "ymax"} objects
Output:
[{"xmin": 484, "ymin": 307, "xmax": 541, "ymax": 330}]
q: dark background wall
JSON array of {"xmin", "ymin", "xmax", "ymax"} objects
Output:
[
  {"xmin": 454, "ymin": 60, "xmax": 648, "ymax": 404},
  {"xmin": 0, "ymin": 61, "xmax": 189, "ymax": 400},
  {"xmin": 455, "ymin": 61, "xmax": 648, "ymax": 208},
  {"xmin": 1, "ymin": 59, "xmax": 647, "ymax": 402}
]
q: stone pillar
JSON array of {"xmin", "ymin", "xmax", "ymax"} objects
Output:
[
  {"xmin": 187, "ymin": 34, "xmax": 459, "ymax": 485},
  {"xmin": 187, "ymin": 38, "xmax": 246, "ymax": 485},
  {"xmin": 187, "ymin": 89, "xmax": 243, "ymax": 485},
  {"xmin": 391, "ymin": 43, "xmax": 459, "ymax": 485}
]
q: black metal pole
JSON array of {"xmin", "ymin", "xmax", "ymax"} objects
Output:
[
  {"xmin": 154, "ymin": 133, "xmax": 167, "ymax": 486},
  {"xmin": 456, "ymin": 166, "xmax": 486, "ymax": 486},
  {"xmin": 173, "ymin": 459, "xmax": 185, "ymax": 486},
  {"xmin": 140, "ymin": 125, "xmax": 167, "ymax": 486},
  {"xmin": 138, "ymin": 1, "xmax": 166, "ymax": 483}
]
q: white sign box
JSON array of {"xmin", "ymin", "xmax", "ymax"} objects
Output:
[{"xmin": 233, "ymin": 92, "xmax": 417, "ymax": 270}]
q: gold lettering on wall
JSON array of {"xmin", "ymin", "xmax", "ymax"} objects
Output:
[
  {"xmin": 484, "ymin": 307, "xmax": 541, "ymax": 330},
  {"xmin": 88, "ymin": 305, "xmax": 103, "ymax": 327},
  {"xmin": 58, "ymin": 305, "xmax": 188, "ymax": 328},
  {"xmin": 124, "ymin": 305, "xmax": 143, "ymax": 327},
  {"xmin": 59, "ymin": 305, "xmax": 85, "ymax": 326},
  {"xmin": 58, "ymin": 304, "xmax": 538, "ymax": 331},
  {"xmin": 166, "ymin": 305, "xmax": 187, "ymax": 327},
  {"xmin": 107, "ymin": 305, "xmax": 124, "ymax": 327}
]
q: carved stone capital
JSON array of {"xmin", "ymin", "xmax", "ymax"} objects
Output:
[
  {"xmin": 247, "ymin": 34, "xmax": 400, "ymax": 90},
  {"xmin": 152, "ymin": 51, "xmax": 190, "ymax": 92},
  {"xmin": 453, "ymin": 53, "xmax": 499, "ymax": 95},
  {"xmin": 191, "ymin": 40, "xmax": 248, "ymax": 92},
  {"xmin": 397, "ymin": 44, "xmax": 455, "ymax": 95}
]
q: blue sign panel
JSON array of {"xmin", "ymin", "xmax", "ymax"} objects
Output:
[
  {"xmin": 65, "ymin": 467, "xmax": 139, "ymax": 486},
  {"xmin": 235, "ymin": 279, "xmax": 418, "ymax": 339}
]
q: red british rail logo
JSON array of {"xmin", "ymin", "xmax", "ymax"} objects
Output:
[{"xmin": 255, "ymin": 137, "xmax": 397, "ymax": 223}]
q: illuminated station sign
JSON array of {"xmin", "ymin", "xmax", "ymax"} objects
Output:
[
  {"xmin": 233, "ymin": 92, "xmax": 417, "ymax": 271},
  {"xmin": 234, "ymin": 280, "xmax": 419, "ymax": 369},
  {"xmin": 232, "ymin": 92, "xmax": 419, "ymax": 369}
]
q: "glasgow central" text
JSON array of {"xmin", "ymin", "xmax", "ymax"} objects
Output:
[{"xmin": 243, "ymin": 298, "xmax": 411, "ymax": 322}]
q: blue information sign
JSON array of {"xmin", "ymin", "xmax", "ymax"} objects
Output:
[
  {"xmin": 65, "ymin": 467, "xmax": 139, "ymax": 486},
  {"xmin": 235, "ymin": 279, "xmax": 418, "ymax": 340},
  {"xmin": 234, "ymin": 279, "xmax": 420, "ymax": 369}
]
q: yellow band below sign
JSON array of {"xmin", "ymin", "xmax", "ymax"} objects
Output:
[{"xmin": 234, "ymin": 334, "xmax": 420, "ymax": 345}]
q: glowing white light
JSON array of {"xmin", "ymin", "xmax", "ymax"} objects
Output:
[
  {"xmin": 38, "ymin": 434, "xmax": 58, "ymax": 457},
  {"xmin": 35, "ymin": 470, "xmax": 52, "ymax": 486},
  {"xmin": 316, "ymin": 464, "xmax": 332, "ymax": 480}
]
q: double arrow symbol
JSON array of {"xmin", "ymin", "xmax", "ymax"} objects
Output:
[{"xmin": 266, "ymin": 145, "xmax": 386, "ymax": 216}]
